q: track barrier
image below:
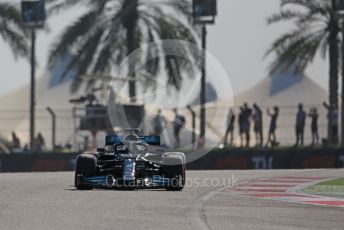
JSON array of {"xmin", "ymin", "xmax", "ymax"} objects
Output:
[{"xmin": 0, "ymin": 149, "xmax": 343, "ymax": 172}]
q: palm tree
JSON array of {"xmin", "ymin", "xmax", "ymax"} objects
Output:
[
  {"xmin": 47, "ymin": 0, "xmax": 199, "ymax": 101},
  {"xmin": 0, "ymin": 2, "xmax": 28, "ymax": 58},
  {"xmin": 266, "ymin": 0, "xmax": 339, "ymax": 144}
]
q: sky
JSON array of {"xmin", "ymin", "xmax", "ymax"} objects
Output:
[{"xmin": 0, "ymin": 0, "xmax": 329, "ymax": 96}]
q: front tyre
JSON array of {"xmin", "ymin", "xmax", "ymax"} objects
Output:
[
  {"xmin": 74, "ymin": 154, "xmax": 97, "ymax": 190},
  {"xmin": 162, "ymin": 153, "xmax": 186, "ymax": 191}
]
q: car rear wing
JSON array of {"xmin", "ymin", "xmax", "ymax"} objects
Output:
[
  {"xmin": 105, "ymin": 135, "xmax": 160, "ymax": 146},
  {"xmin": 139, "ymin": 136, "xmax": 161, "ymax": 146}
]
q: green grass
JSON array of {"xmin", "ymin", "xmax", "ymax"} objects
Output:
[
  {"xmin": 302, "ymin": 178, "xmax": 344, "ymax": 198},
  {"xmin": 317, "ymin": 178, "xmax": 344, "ymax": 186}
]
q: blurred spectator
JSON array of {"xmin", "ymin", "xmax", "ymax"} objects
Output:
[
  {"xmin": 151, "ymin": 109, "xmax": 166, "ymax": 136},
  {"xmin": 295, "ymin": 103, "xmax": 306, "ymax": 146},
  {"xmin": 252, "ymin": 103, "xmax": 263, "ymax": 147},
  {"xmin": 332, "ymin": 106, "xmax": 339, "ymax": 144},
  {"xmin": 266, "ymin": 106, "xmax": 279, "ymax": 147},
  {"xmin": 223, "ymin": 108, "xmax": 235, "ymax": 146},
  {"xmin": 238, "ymin": 107, "xmax": 244, "ymax": 147},
  {"xmin": 83, "ymin": 135, "xmax": 89, "ymax": 152},
  {"xmin": 23, "ymin": 144, "xmax": 29, "ymax": 152},
  {"xmin": 242, "ymin": 103, "xmax": 252, "ymax": 147},
  {"xmin": 309, "ymin": 107, "xmax": 319, "ymax": 146},
  {"xmin": 11, "ymin": 132, "xmax": 21, "ymax": 149},
  {"xmin": 65, "ymin": 143, "xmax": 72, "ymax": 151},
  {"xmin": 173, "ymin": 108, "xmax": 185, "ymax": 148},
  {"xmin": 323, "ymin": 102, "xmax": 338, "ymax": 144},
  {"xmin": 34, "ymin": 133, "xmax": 45, "ymax": 152}
]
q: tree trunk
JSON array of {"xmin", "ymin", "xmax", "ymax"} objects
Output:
[
  {"xmin": 127, "ymin": 26, "xmax": 137, "ymax": 103},
  {"xmin": 122, "ymin": 0, "xmax": 139, "ymax": 103},
  {"xmin": 328, "ymin": 13, "xmax": 339, "ymax": 145}
]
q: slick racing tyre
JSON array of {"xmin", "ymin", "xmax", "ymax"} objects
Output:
[
  {"xmin": 75, "ymin": 154, "xmax": 97, "ymax": 190},
  {"xmin": 162, "ymin": 153, "xmax": 186, "ymax": 191}
]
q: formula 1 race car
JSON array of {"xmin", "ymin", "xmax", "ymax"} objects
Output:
[{"xmin": 74, "ymin": 130, "xmax": 186, "ymax": 191}]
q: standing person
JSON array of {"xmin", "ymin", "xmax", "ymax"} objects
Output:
[
  {"xmin": 308, "ymin": 107, "xmax": 319, "ymax": 146},
  {"xmin": 323, "ymin": 102, "xmax": 339, "ymax": 145},
  {"xmin": 151, "ymin": 109, "xmax": 166, "ymax": 136},
  {"xmin": 83, "ymin": 135, "xmax": 89, "ymax": 152},
  {"xmin": 238, "ymin": 107, "xmax": 245, "ymax": 147},
  {"xmin": 173, "ymin": 108, "xmax": 185, "ymax": 148},
  {"xmin": 332, "ymin": 106, "xmax": 339, "ymax": 144},
  {"xmin": 295, "ymin": 103, "xmax": 307, "ymax": 146},
  {"xmin": 11, "ymin": 132, "xmax": 21, "ymax": 149},
  {"xmin": 224, "ymin": 108, "xmax": 235, "ymax": 146},
  {"xmin": 34, "ymin": 132, "xmax": 45, "ymax": 152},
  {"xmin": 242, "ymin": 103, "xmax": 252, "ymax": 147},
  {"xmin": 252, "ymin": 103, "xmax": 263, "ymax": 147},
  {"xmin": 266, "ymin": 106, "xmax": 279, "ymax": 147}
]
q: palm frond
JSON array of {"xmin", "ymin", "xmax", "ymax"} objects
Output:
[
  {"xmin": 0, "ymin": 24, "xmax": 29, "ymax": 59},
  {"xmin": 0, "ymin": 3, "xmax": 23, "ymax": 27},
  {"xmin": 266, "ymin": 0, "xmax": 335, "ymax": 76},
  {"xmin": 281, "ymin": 0, "xmax": 331, "ymax": 11},
  {"xmin": 0, "ymin": 3, "xmax": 28, "ymax": 59},
  {"xmin": 267, "ymin": 10, "xmax": 304, "ymax": 25},
  {"xmin": 268, "ymin": 29, "xmax": 327, "ymax": 75},
  {"xmin": 48, "ymin": 0, "xmax": 199, "ymax": 94},
  {"xmin": 48, "ymin": 9, "xmax": 99, "ymax": 67},
  {"xmin": 70, "ymin": 28, "xmax": 105, "ymax": 92},
  {"xmin": 46, "ymin": 0, "xmax": 84, "ymax": 16}
]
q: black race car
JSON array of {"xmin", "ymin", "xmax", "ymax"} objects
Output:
[{"xmin": 74, "ymin": 130, "xmax": 186, "ymax": 191}]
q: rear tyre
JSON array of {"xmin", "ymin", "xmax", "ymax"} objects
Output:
[
  {"xmin": 162, "ymin": 153, "xmax": 186, "ymax": 191},
  {"xmin": 75, "ymin": 154, "xmax": 97, "ymax": 190}
]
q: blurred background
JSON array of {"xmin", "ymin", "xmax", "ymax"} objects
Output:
[{"xmin": 0, "ymin": 0, "xmax": 343, "ymax": 171}]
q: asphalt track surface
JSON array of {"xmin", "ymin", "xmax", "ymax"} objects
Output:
[{"xmin": 0, "ymin": 169, "xmax": 344, "ymax": 230}]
